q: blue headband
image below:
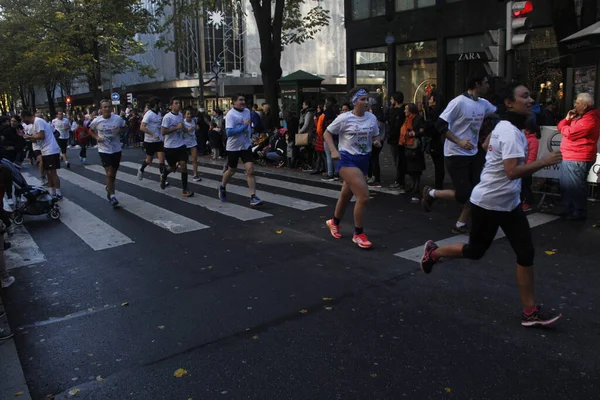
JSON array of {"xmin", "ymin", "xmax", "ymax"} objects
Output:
[{"xmin": 351, "ymin": 89, "xmax": 368, "ymax": 104}]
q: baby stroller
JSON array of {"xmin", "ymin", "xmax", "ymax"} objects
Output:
[{"xmin": 2, "ymin": 159, "xmax": 60, "ymax": 225}]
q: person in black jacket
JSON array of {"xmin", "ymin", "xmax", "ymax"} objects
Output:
[
  {"xmin": 386, "ymin": 92, "xmax": 406, "ymax": 190},
  {"xmin": 422, "ymin": 93, "xmax": 445, "ymax": 189}
]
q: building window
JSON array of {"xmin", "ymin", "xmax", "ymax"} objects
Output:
[
  {"xmin": 396, "ymin": 0, "xmax": 435, "ymax": 12},
  {"xmin": 352, "ymin": 0, "xmax": 386, "ymax": 20},
  {"xmin": 355, "ymin": 47, "xmax": 388, "ymax": 91},
  {"xmin": 396, "ymin": 41, "xmax": 437, "ymax": 104}
]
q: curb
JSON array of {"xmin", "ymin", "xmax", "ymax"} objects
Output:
[{"xmin": 1, "ymin": 305, "xmax": 31, "ymax": 400}]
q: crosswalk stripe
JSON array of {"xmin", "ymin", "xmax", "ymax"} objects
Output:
[
  {"xmin": 57, "ymin": 168, "xmax": 209, "ymax": 233},
  {"xmin": 85, "ymin": 165, "xmax": 271, "ymax": 221},
  {"xmin": 5, "ymin": 225, "xmax": 46, "ymax": 269},
  {"xmin": 22, "ymin": 173, "xmax": 134, "ymax": 251},
  {"xmin": 394, "ymin": 213, "xmax": 560, "ymax": 262},
  {"xmin": 120, "ymin": 162, "xmax": 326, "ymax": 211}
]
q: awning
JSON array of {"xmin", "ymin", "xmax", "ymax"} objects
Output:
[
  {"xmin": 561, "ymin": 21, "xmax": 600, "ymax": 42},
  {"xmin": 560, "ymin": 21, "xmax": 600, "ymax": 51}
]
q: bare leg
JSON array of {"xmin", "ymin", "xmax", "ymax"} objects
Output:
[
  {"xmin": 431, "ymin": 188, "xmax": 456, "ymax": 201},
  {"xmin": 457, "ymin": 202, "xmax": 471, "ymax": 224},
  {"xmin": 243, "ymin": 162, "xmax": 256, "ymax": 195},
  {"xmin": 340, "ymin": 167, "xmax": 369, "ymax": 228},
  {"xmin": 222, "ymin": 167, "xmax": 235, "ymax": 187},
  {"xmin": 105, "ymin": 167, "xmax": 116, "ymax": 195},
  {"xmin": 334, "ymin": 181, "xmax": 354, "ymax": 220},
  {"xmin": 190, "ymin": 147, "xmax": 198, "ymax": 176},
  {"xmin": 37, "ymin": 155, "xmax": 44, "ymax": 179},
  {"xmin": 48, "ymin": 170, "xmax": 60, "ymax": 189},
  {"xmin": 516, "ymin": 265, "xmax": 535, "ymax": 309}
]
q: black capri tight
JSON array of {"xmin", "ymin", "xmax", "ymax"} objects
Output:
[
  {"xmin": 445, "ymin": 152, "xmax": 485, "ymax": 205},
  {"xmin": 462, "ymin": 203, "xmax": 534, "ymax": 267}
]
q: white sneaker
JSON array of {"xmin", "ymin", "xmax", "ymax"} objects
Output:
[
  {"xmin": 137, "ymin": 168, "xmax": 143, "ymax": 180},
  {"xmin": 192, "ymin": 175, "xmax": 201, "ymax": 182},
  {"xmin": 1, "ymin": 276, "xmax": 16, "ymax": 288}
]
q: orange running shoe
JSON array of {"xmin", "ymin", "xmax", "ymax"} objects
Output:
[
  {"xmin": 326, "ymin": 219, "xmax": 342, "ymax": 239},
  {"xmin": 352, "ymin": 233, "xmax": 372, "ymax": 249}
]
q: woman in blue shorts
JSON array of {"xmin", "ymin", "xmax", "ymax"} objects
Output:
[{"xmin": 324, "ymin": 87, "xmax": 381, "ymax": 249}]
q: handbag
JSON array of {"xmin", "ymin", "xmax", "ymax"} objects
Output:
[
  {"xmin": 405, "ymin": 137, "xmax": 421, "ymax": 150},
  {"xmin": 295, "ymin": 132, "xmax": 309, "ymax": 147}
]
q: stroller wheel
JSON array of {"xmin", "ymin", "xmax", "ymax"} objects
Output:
[
  {"xmin": 13, "ymin": 214, "xmax": 24, "ymax": 225},
  {"xmin": 49, "ymin": 209, "xmax": 61, "ymax": 220}
]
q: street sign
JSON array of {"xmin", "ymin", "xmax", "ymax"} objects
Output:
[
  {"xmin": 111, "ymin": 92, "xmax": 120, "ymax": 101},
  {"xmin": 112, "ymin": 101, "xmax": 120, "ymax": 105}
]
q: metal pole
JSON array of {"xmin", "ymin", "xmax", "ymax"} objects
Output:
[
  {"xmin": 215, "ymin": 74, "xmax": 219, "ymax": 109},
  {"xmin": 195, "ymin": 5, "xmax": 205, "ymax": 109}
]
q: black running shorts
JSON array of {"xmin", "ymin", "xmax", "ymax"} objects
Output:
[
  {"xmin": 42, "ymin": 153, "xmax": 61, "ymax": 170},
  {"xmin": 99, "ymin": 151, "xmax": 122, "ymax": 169},
  {"xmin": 34, "ymin": 150, "xmax": 42, "ymax": 158},
  {"xmin": 227, "ymin": 147, "xmax": 253, "ymax": 169},
  {"xmin": 165, "ymin": 145, "xmax": 188, "ymax": 167},
  {"xmin": 144, "ymin": 141, "xmax": 164, "ymax": 157},
  {"xmin": 444, "ymin": 153, "xmax": 485, "ymax": 204},
  {"xmin": 57, "ymin": 138, "xmax": 69, "ymax": 154}
]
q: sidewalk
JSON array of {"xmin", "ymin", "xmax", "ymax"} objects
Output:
[{"xmin": 0, "ymin": 301, "xmax": 31, "ymax": 400}]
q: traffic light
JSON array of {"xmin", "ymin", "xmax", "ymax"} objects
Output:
[
  {"xmin": 66, "ymin": 96, "xmax": 71, "ymax": 104},
  {"xmin": 126, "ymin": 93, "xmax": 133, "ymax": 104},
  {"xmin": 506, "ymin": 1, "xmax": 533, "ymax": 50}
]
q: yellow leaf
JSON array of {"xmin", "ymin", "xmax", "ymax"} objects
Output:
[
  {"xmin": 121, "ymin": 302, "xmax": 129, "ymax": 307},
  {"xmin": 87, "ymin": 308, "xmax": 93, "ymax": 312},
  {"xmin": 370, "ymin": 373, "xmax": 378, "ymax": 378},
  {"xmin": 322, "ymin": 297, "xmax": 334, "ymax": 301},
  {"xmin": 276, "ymin": 230, "xmax": 283, "ymax": 234},
  {"xmin": 173, "ymin": 368, "xmax": 188, "ymax": 378},
  {"xmin": 87, "ymin": 354, "xmax": 93, "ymax": 357},
  {"xmin": 445, "ymin": 388, "xmax": 452, "ymax": 393},
  {"xmin": 157, "ymin": 325, "xmax": 165, "ymax": 329},
  {"xmin": 252, "ymin": 335, "xmax": 259, "ymax": 340},
  {"xmin": 68, "ymin": 389, "xmax": 80, "ymax": 396},
  {"xmin": 592, "ymin": 224, "xmax": 598, "ymax": 228},
  {"xmin": 545, "ymin": 251, "xmax": 556, "ymax": 255},
  {"xmin": 15, "ymin": 392, "xmax": 24, "ymax": 397},
  {"xmin": 299, "ymin": 309, "xmax": 308, "ymax": 314},
  {"xmin": 207, "ymin": 266, "xmax": 214, "ymax": 270},
  {"xmin": 324, "ymin": 306, "xmax": 333, "ymax": 311},
  {"xmin": 95, "ymin": 375, "xmax": 106, "ymax": 382}
]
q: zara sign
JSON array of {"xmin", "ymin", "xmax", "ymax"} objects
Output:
[{"xmin": 458, "ymin": 52, "xmax": 486, "ymax": 61}]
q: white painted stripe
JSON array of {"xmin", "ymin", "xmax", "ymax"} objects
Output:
[
  {"xmin": 57, "ymin": 169, "xmax": 209, "ymax": 233},
  {"xmin": 394, "ymin": 213, "xmax": 560, "ymax": 262},
  {"xmin": 5, "ymin": 225, "xmax": 46, "ymax": 269},
  {"xmin": 121, "ymin": 162, "xmax": 326, "ymax": 211},
  {"xmin": 85, "ymin": 165, "xmax": 271, "ymax": 221},
  {"xmin": 22, "ymin": 173, "xmax": 134, "ymax": 251}
]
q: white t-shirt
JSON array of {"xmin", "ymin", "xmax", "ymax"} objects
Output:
[
  {"xmin": 23, "ymin": 123, "xmax": 40, "ymax": 151},
  {"xmin": 326, "ymin": 111, "xmax": 379, "ymax": 155},
  {"xmin": 32, "ymin": 117, "xmax": 61, "ymax": 156},
  {"xmin": 161, "ymin": 112, "xmax": 186, "ymax": 149},
  {"xmin": 184, "ymin": 118, "xmax": 197, "ymax": 148},
  {"xmin": 52, "ymin": 118, "xmax": 71, "ymax": 139},
  {"xmin": 225, "ymin": 108, "xmax": 252, "ymax": 151},
  {"xmin": 142, "ymin": 110, "xmax": 163, "ymax": 143},
  {"xmin": 90, "ymin": 114, "xmax": 125, "ymax": 154},
  {"xmin": 470, "ymin": 120, "xmax": 528, "ymax": 212},
  {"xmin": 439, "ymin": 94, "xmax": 497, "ymax": 157}
]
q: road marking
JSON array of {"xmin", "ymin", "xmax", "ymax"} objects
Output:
[
  {"xmin": 5, "ymin": 225, "xmax": 46, "ymax": 269},
  {"xmin": 86, "ymin": 165, "xmax": 271, "ymax": 221},
  {"xmin": 22, "ymin": 173, "xmax": 134, "ymax": 251},
  {"xmin": 58, "ymin": 168, "xmax": 209, "ymax": 233},
  {"xmin": 121, "ymin": 162, "xmax": 326, "ymax": 211},
  {"xmin": 394, "ymin": 213, "xmax": 560, "ymax": 262}
]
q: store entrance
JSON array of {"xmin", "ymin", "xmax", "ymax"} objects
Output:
[{"xmin": 445, "ymin": 58, "xmax": 488, "ymax": 100}]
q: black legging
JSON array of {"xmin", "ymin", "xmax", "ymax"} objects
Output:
[
  {"xmin": 368, "ymin": 145, "xmax": 383, "ymax": 181},
  {"xmin": 430, "ymin": 151, "xmax": 445, "ymax": 189}
]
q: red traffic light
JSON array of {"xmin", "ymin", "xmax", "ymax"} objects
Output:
[
  {"xmin": 512, "ymin": 1, "xmax": 533, "ymax": 17},
  {"xmin": 66, "ymin": 97, "xmax": 72, "ymax": 104}
]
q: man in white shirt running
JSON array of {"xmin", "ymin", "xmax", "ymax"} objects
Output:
[
  {"xmin": 21, "ymin": 110, "xmax": 63, "ymax": 199},
  {"xmin": 51, "ymin": 110, "xmax": 71, "ymax": 168},
  {"xmin": 159, "ymin": 97, "xmax": 194, "ymax": 197},
  {"xmin": 218, "ymin": 93, "xmax": 263, "ymax": 206},
  {"xmin": 137, "ymin": 97, "xmax": 167, "ymax": 181},
  {"xmin": 88, "ymin": 99, "xmax": 126, "ymax": 207},
  {"xmin": 421, "ymin": 72, "xmax": 497, "ymax": 234}
]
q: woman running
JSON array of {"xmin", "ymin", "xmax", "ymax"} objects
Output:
[
  {"xmin": 183, "ymin": 108, "xmax": 201, "ymax": 181},
  {"xmin": 419, "ymin": 83, "xmax": 563, "ymax": 327},
  {"xmin": 324, "ymin": 87, "xmax": 381, "ymax": 249}
]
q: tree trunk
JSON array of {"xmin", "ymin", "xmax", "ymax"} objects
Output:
[
  {"xmin": 29, "ymin": 88, "xmax": 36, "ymax": 112},
  {"xmin": 19, "ymin": 86, "xmax": 28, "ymax": 110},
  {"xmin": 46, "ymin": 86, "xmax": 57, "ymax": 118}
]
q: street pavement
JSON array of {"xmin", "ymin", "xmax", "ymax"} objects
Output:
[{"xmin": 1, "ymin": 146, "xmax": 599, "ymax": 400}]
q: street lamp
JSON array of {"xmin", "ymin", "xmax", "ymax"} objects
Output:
[{"xmin": 212, "ymin": 61, "xmax": 221, "ymax": 109}]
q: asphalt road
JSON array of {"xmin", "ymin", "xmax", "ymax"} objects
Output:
[{"xmin": 2, "ymin": 146, "xmax": 599, "ymax": 400}]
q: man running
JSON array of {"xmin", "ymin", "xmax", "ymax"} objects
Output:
[
  {"xmin": 21, "ymin": 110, "xmax": 63, "ymax": 199},
  {"xmin": 160, "ymin": 97, "xmax": 194, "ymax": 197},
  {"xmin": 420, "ymin": 83, "xmax": 562, "ymax": 327},
  {"xmin": 51, "ymin": 109, "xmax": 71, "ymax": 168},
  {"xmin": 183, "ymin": 108, "xmax": 201, "ymax": 181},
  {"xmin": 218, "ymin": 94, "xmax": 263, "ymax": 206},
  {"xmin": 324, "ymin": 87, "xmax": 380, "ymax": 249},
  {"xmin": 137, "ymin": 97, "xmax": 167, "ymax": 182},
  {"xmin": 88, "ymin": 99, "xmax": 126, "ymax": 207},
  {"xmin": 421, "ymin": 72, "xmax": 496, "ymax": 234}
]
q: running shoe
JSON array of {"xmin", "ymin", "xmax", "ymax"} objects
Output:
[
  {"xmin": 321, "ymin": 176, "xmax": 335, "ymax": 182},
  {"xmin": 82, "ymin": 158, "xmax": 87, "ymax": 164},
  {"xmin": 521, "ymin": 306, "xmax": 562, "ymax": 327},
  {"xmin": 182, "ymin": 190, "xmax": 194, "ymax": 198},
  {"xmin": 218, "ymin": 185, "xmax": 227, "ymax": 202},
  {"xmin": 105, "ymin": 186, "xmax": 110, "ymax": 201},
  {"xmin": 110, "ymin": 196, "xmax": 120, "ymax": 207},
  {"xmin": 326, "ymin": 219, "xmax": 342, "ymax": 239},
  {"xmin": 137, "ymin": 168, "xmax": 144, "ymax": 180},
  {"xmin": 250, "ymin": 195, "xmax": 264, "ymax": 207},
  {"xmin": 452, "ymin": 224, "xmax": 469, "ymax": 235},
  {"xmin": 1, "ymin": 276, "xmax": 16, "ymax": 288},
  {"xmin": 421, "ymin": 185, "xmax": 435, "ymax": 212},
  {"xmin": 66, "ymin": 162, "xmax": 71, "ymax": 169},
  {"xmin": 55, "ymin": 193, "xmax": 63, "ymax": 201},
  {"xmin": 352, "ymin": 233, "xmax": 372, "ymax": 249},
  {"xmin": 159, "ymin": 175, "xmax": 167, "ymax": 190},
  {"xmin": 368, "ymin": 181, "xmax": 382, "ymax": 188},
  {"xmin": 0, "ymin": 326, "xmax": 14, "ymax": 340},
  {"xmin": 420, "ymin": 240, "xmax": 439, "ymax": 274},
  {"xmin": 192, "ymin": 175, "xmax": 202, "ymax": 182},
  {"xmin": 522, "ymin": 202, "xmax": 532, "ymax": 212}
]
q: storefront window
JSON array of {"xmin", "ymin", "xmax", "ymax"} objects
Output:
[
  {"xmin": 396, "ymin": 0, "xmax": 435, "ymax": 12},
  {"xmin": 355, "ymin": 47, "xmax": 388, "ymax": 92},
  {"xmin": 445, "ymin": 35, "xmax": 492, "ymax": 98},
  {"xmin": 396, "ymin": 41, "xmax": 437, "ymax": 105},
  {"xmin": 352, "ymin": 0, "xmax": 385, "ymax": 20}
]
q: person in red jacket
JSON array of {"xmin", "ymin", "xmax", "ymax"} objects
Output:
[
  {"xmin": 557, "ymin": 92, "xmax": 600, "ymax": 220},
  {"xmin": 521, "ymin": 120, "xmax": 540, "ymax": 211}
]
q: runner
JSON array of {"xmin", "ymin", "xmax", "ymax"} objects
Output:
[
  {"xmin": 88, "ymin": 99, "xmax": 126, "ymax": 207},
  {"xmin": 137, "ymin": 97, "xmax": 168, "ymax": 184},
  {"xmin": 183, "ymin": 108, "xmax": 202, "ymax": 181},
  {"xmin": 20, "ymin": 110, "xmax": 63, "ymax": 199},
  {"xmin": 160, "ymin": 97, "xmax": 194, "ymax": 197},
  {"xmin": 51, "ymin": 109, "xmax": 71, "ymax": 168},
  {"xmin": 419, "ymin": 83, "xmax": 563, "ymax": 327},
  {"xmin": 218, "ymin": 93, "xmax": 263, "ymax": 206},
  {"xmin": 28, "ymin": 114, "xmax": 47, "ymax": 185},
  {"xmin": 421, "ymin": 72, "xmax": 497, "ymax": 234},
  {"xmin": 324, "ymin": 87, "xmax": 380, "ymax": 249}
]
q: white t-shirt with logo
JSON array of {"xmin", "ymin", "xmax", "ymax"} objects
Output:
[
  {"xmin": 90, "ymin": 114, "xmax": 125, "ymax": 154},
  {"xmin": 184, "ymin": 119, "xmax": 197, "ymax": 148},
  {"xmin": 142, "ymin": 110, "xmax": 163, "ymax": 143},
  {"xmin": 440, "ymin": 94, "xmax": 497, "ymax": 157},
  {"xmin": 32, "ymin": 117, "xmax": 61, "ymax": 156},
  {"xmin": 225, "ymin": 108, "xmax": 252, "ymax": 151},
  {"xmin": 326, "ymin": 111, "xmax": 379, "ymax": 155},
  {"xmin": 161, "ymin": 112, "xmax": 186, "ymax": 149},
  {"xmin": 52, "ymin": 118, "xmax": 71, "ymax": 139},
  {"xmin": 470, "ymin": 120, "xmax": 527, "ymax": 212}
]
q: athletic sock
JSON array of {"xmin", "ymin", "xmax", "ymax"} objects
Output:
[
  {"xmin": 429, "ymin": 189, "xmax": 436, "ymax": 198},
  {"xmin": 333, "ymin": 217, "xmax": 341, "ymax": 226},
  {"xmin": 140, "ymin": 161, "xmax": 148, "ymax": 172},
  {"xmin": 181, "ymin": 172, "xmax": 188, "ymax": 190},
  {"xmin": 159, "ymin": 163, "xmax": 166, "ymax": 174},
  {"xmin": 523, "ymin": 305, "xmax": 538, "ymax": 315},
  {"xmin": 456, "ymin": 221, "xmax": 466, "ymax": 228},
  {"xmin": 354, "ymin": 227, "xmax": 364, "ymax": 235}
]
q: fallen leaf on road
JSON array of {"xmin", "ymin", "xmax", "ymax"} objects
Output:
[
  {"xmin": 208, "ymin": 265, "xmax": 214, "ymax": 269},
  {"xmin": 445, "ymin": 388, "xmax": 452, "ymax": 393},
  {"xmin": 87, "ymin": 308, "xmax": 93, "ymax": 312},
  {"xmin": 299, "ymin": 309, "xmax": 308, "ymax": 314},
  {"xmin": 545, "ymin": 251, "xmax": 556, "ymax": 255},
  {"xmin": 87, "ymin": 354, "xmax": 93, "ymax": 357},
  {"xmin": 46, "ymin": 395, "xmax": 54, "ymax": 399},
  {"xmin": 370, "ymin": 373, "xmax": 377, "ymax": 378},
  {"xmin": 276, "ymin": 230, "xmax": 283, "ymax": 234},
  {"xmin": 121, "ymin": 302, "xmax": 129, "ymax": 307},
  {"xmin": 157, "ymin": 325, "xmax": 165, "ymax": 330},
  {"xmin": 324, "ymin": 306, "xmax": 333, "ymax": 311},
  {"xmin": 592, "ymin": 224, "xmax": 598, "ymax": 228},
  {"xmin": 95, "ymin": 375, "xmax": 106, "ymax": 382},
  {"xmin": 68, "ymin": 388, "xmax": 80, "ymax": 396},
  {"xmin": 15, "ymin": 392, "xmax": 24, "ymax": 397},
  {"xmin": 173, "ymin": 368, "xmax": 188, "ymax": 378},
  {"xmin": 322, "ymin": 297, "xmax": 334, "ymax": 301},
  {"xmin": 252, "ymin": 335, "xmax": 259, "ymax": 340}
]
